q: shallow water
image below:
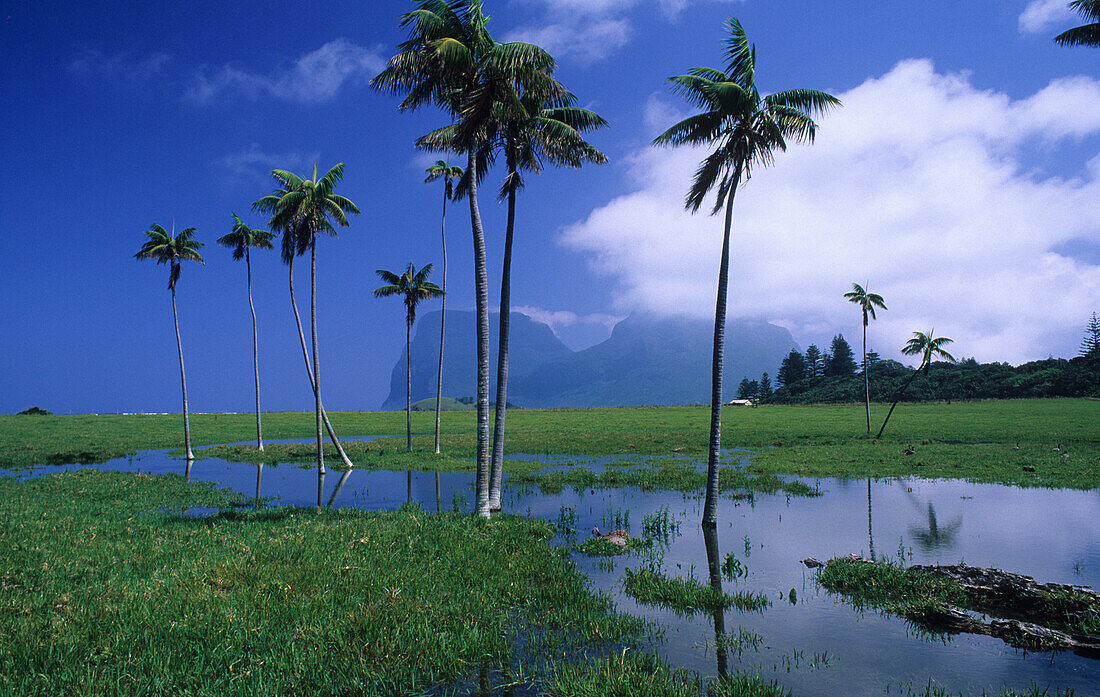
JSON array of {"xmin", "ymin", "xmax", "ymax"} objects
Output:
[{"xmin": 4, "ymin": 444, "xmax": 1099, "ymax": 696}]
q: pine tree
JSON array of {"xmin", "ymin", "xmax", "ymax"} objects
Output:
[
  {"xmin": 826, "ymin": 334, "xmax": 858, "ymax": 376},
  {"xmin": 777, "ymin": 349, "xmax": 808, "ymax": 386},
  {"xmin": 736, "ymin": 378, "xmax": 753, "ymax": 399},
  {"xmin": 747, "ymin": 380, "xmax": 760, "ymax": 399},
  {"xmin": 759, "ymin": 372, "xmax": 773, "ymax": 398},
  {"xmin": 805, "ymin": 344, "xmax": 823, "ymax": 378},
  {"xmin": 866, "ymin": 350, "xmax": 881, "ymax": 366},
  {"xmin": 1081, "ymin": 312, "xmax": 1100, "ymax": 358}
]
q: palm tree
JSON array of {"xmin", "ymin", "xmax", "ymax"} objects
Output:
[
  {"xmin": 374, "ymin": 262, "xmax": 444, "ymax": 451},
  {"xmin": 255, "ymin": 164, "xmax": 360, "ymax": 508},
  {"xmin": 844, "ymin": 283, "xmax": 887, "ymax": 434},
  {"xmin": 424, "ymin": 160, "xmax": 464, "ymax": 454},
  {"xmin": 877, "ymin": 330, "xmax": 957, "ymax": 438},
  {"xmin": 134, "ymin": 224, "xmax": 204, "ymax": 460},
  {"xmin": 1055, "ymin": 1, "xmax": 1100, "ymax": 46},
  {"xmin": 474, "ymin": 88, "xmax": 608, "ymax": 511},
  {"xmin": 373, "ymin": 0, "xmax": 557, "ymax": 518},
  {"xmin": 217, "ymin": 213, "xmax": 275, "ymax": 450},
  {"xmin": 654, "ymin": 17, "xmax": 840, "ymax": 527}
]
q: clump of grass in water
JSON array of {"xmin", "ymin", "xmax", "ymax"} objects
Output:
[
  {"xmin": 556, "ymin": 504, "xmax": 578, "ymax": 538},
  {"xmin": 890, "ymin": 679, "xmax": 1076, "ymax": 697},
  {"xmin": 722, "ymin": 551, "xmax": 748, "ymax": 581},
  {"xmin": 816, "ymin": 557, "xmax": 967, "ymax": 616},
  {"xmin": 577, "ymin": 536, "xmax": 652, "ymax": 557},
  {"xmin": 623, "ymin": 567, "xmax": 770, "ymax": 615},
  {"xmin": 548, "ymin": 651, "xmax": 791, "ymax": 697},
  {"xmin": 641, "ymin": 505, "xmax": 681, "ymax": 544}
]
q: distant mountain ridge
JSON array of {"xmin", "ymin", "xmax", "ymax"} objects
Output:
[{"xmin": 381, "ymin": 310, "xmax": 798, "ymax": 409}]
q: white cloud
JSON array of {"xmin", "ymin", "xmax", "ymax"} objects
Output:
[
  {"xmin": 514, "ymin": 305, "xmax": 623, "ymax": 331},
  {"xmin": 213, "ymin": 143, "xmax": 321, "ymax": 187},
  {"xmin": 67, "ymin": 50, "xmax": 172, "ymax": 87},
  {"xmin": 560, "ymin": 59, "xmax": 1100, "ymax": 364},
  {"xmin": 503, "ymin": 0, "xmax": 744, "ymax": 62},
  {"xmin": 1019, "ymin": 0, "xmax": 1074, "ymax": 34},
  {"xmin": 188, "ymin": 39, "xmax": 386, "ymax": 103}
]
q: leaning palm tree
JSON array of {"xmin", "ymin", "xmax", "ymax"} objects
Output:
[
  {"xmin": 374, "ymin": 262, "xmax": 444, "ymax": 451},
  {"xmin": 373, "ymin": 0, "xmax": 557, "ymax": 518},
  {"xmin": 877, "ymin": 330, "xmax": 956, "ymax": 438},
  {"xmin": 217, "ymin": 213, "xmax": 275, "ymax": 450},
  {"xmin": 844, "ymin": 283, "xmax": 887, "ymax": 434},
  {"xmin": 254, "ymin": 164, "xmax": 359, "ymax": 507},
  {"xmin": 424, "ymin": 161, "xmax": 464, "ymax": 454},
  {"xmin": 1055, "ymin": 0, "xmax": 1100, "ymax": 46},
  {"xmin": 654, "ymin": 17, "xmax": 840, "ymax": 527},
  {"xmin": 134, "ymin": 224, "xmax": 204, "ymax": 460}
]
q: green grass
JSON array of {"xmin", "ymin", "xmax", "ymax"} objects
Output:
[
  {"xmin": 576, "ymin": 536, "xmax": 652, "ymax": 557},
  {"xmin": 622, "ymin": 568, "xmax": 770, "ymax": 616},
  {"xmin": 0, "ymin": 470, "xmax": 650, "ymax": 696},
  {"xmin": 1, "ymin": 399, "xmax": 1097, "ymax": 488},
  {"xmin": 547, "ymin": 651, "xmax": 791, "ymax": 696}
]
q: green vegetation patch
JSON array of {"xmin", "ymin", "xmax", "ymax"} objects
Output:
[
  {"xmin": 576, "ymin": 535, "xmax": 652, "ymax": 557},
  {"xmin": 0, "ymin": 470, "xmax": 647, "ymax": 696},
  {"xmin": 548, "ymin": 651, "xmax": 791, "ymax": 697},
  {"xmin": 622, "ymin": 568, "xmax": 770, "ymax": 616}
]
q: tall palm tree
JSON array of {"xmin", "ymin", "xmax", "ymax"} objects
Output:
[
  {"xmin": 424, "ymin": 160, "xmax": 464, "ymax": 454},
  {"xmin": 877, "ymin": 330, "xmax": 957, "ymax": 438},
  {"xmin": 134, "ymin": 224, "xmax": 204, "ymax": 460},
  {"xmin": 255, "ymin": 164, "xmax": 360, "ymax": 508},
  {"xmin": 373, "ymin": 0, "xmax": 557, "ymax": 518},
  {"xmin": 473, "ymin": 88, "xmax": 608, "ymax": 511},
  {"xmin": 374, "ymin": 262, "xmax": 444, "ymax": 451},
  {"xmin": 217, "ymin": 213, "xmax": 275, "ymax": 450},
  {"xmin": 1055, "ymin": 0, "xmax": 1100, "ymax": 46},
  {"xmin": 844, "ymin": 283, "xmax": 887, "ymax": 434},
  {"xmin": 654, "ymin": 17, "xmax": 840, "ymax": 527}
]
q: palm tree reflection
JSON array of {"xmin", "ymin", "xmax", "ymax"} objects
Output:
[
  {"xmin": 905, "ymin": 491, "xmax": 962, "ymax": 552},
  {"xmin": 703, "ymin": 525, "xmax": 729, "ymax": 678}
]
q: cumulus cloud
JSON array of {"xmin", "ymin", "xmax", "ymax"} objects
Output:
[
  {"xmin": 503, "ymin": 0, "xmax": 743, "ymax": 62},
  {"xmin": 214, "ymin": 143, "xmax": 321, "ymax": 187},
  {"xmin": 560, "ymin": 59, "xmax": 1100, "ymax": 364},
  {"xmin": 67, "ymin": 50, "xmax": 172, "ymax": 88},
  {"xmin": 1019, "ymin": 0, "xmax": 1074, "ymax": 34},
  {"xmin": 187, "ymin": 39, "xmax": 386, "ymax": 103}
]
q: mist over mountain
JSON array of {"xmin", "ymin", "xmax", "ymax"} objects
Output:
[{"xmin": 381, "ymin": 310, "xmax": 797, "ymax": 409}]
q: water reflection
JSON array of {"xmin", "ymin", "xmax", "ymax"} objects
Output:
[
  {"xmin": 704, "ymin": 525, "xmax": 729, "ymax": 679},
  {"xmin": 328, "ymin": 469, "xmax": 353, "ymax": 507},
  {"xmin": 905, "ymin": 491, "xmax": 962, "ymax": 552},
  {"xmin": 255, "ymin": 463, "xmax": 263, "ymax": 500},
  {"xmin": 867, "ymin": 478, "xmax": 876, "ymax": 561}
]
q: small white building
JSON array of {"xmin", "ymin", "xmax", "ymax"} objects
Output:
[{"xmin": 726, "ymin": 399, "xmax": 755, "ymax": 406}]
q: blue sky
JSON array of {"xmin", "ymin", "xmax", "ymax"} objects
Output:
[{"xmin": 2, "ymin": 0, "xmax": 1098, "ymax": 414}]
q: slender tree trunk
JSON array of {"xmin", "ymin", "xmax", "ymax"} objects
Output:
[
  {"xmin": 248, "ymin": 248, "xmax": 263, "ymax": 450},
  {"xmin": 255, "ymin": 463, "xmax": 263, "ymax": 500},
  {"xmin": 435, "ymin": 472, "xmax": 441, "ymax": 512},
  {"xmin": 288, "ymin": 258, "xmax": 354, "ymax": 469},
  {"xmin": 863, "ymin": 314, "xmax": 870, "ymax": 434},
  {"xmin": 703, "ymin": 524, "xmax": 728, "ymax": 679},
  {"xmin": 702, "ymin": 176, "xmax": 739, "ymax": 527},
  {"xmin": 171, "ymin": 285, "xmax": 195, "ymax": 460},
  {"xmin": 406, "ymin": 319, "xmax": 413, "ymax": 452},
  {"xmin": 311, "ymin": 240, "xmax": 325, "ymax": 509},
  {"xmin": 488, "ymin": 178, "xmax": 517, "ymax": 511},
  {"xmin": 407, "ymin": 470, "xmax": 413, "ymax": 504},
  {"xmin": 876, "ymin": 364, "xmax": 923, "ymax": 438},
  {"xmin": 468, "ymin": 149, "xmax": 492, "ymax": 519},
  {"xmin": 435, "ymin": 190, "xmax": 448, "ymax": 455}
]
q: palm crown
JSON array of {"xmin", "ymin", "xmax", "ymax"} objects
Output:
[
  {"xmin": 1056, "ymin": 0, "xmax": 1100, "ymax": 46},
  {"xmin": 844, "ymin": 283, "xmax": 887, "ymax": 325},
  {"xmin": 253, "ymin": 164, "xmax": 360, "ymax": 263},
  {"xmin": 902, "ymin": 330, "xmax": 957, "ymax": 373},
  {"xmin": 374, "ymin": 263, "xmax": 444, "ymax": 326},
  {"xmin": 653, "ymin": 18, "xmax": 840, "ymax": 213},
  {"xmin": 134, "ymin": 223, "xmax": 204, "ymax": 289},
  {"xmin": 218, "ymin": 213, "xmax": 275, "ymax": 261},
  {"xmin": 425, "ymin": 160, "xmax": 465, "ymax": 200}
]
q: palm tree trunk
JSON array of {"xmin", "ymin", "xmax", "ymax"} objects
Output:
[
  {"xmin": 248, "ymin": 248, "xmax": 263, "ymax": 451},
  {"xmin": 406, "ymin": 319, "xmax": 413, "ymax": 452},
  {"xmin": 702, "ymin": 177, "xmax": 738, "ymax": 527},
  {"xmin": 876, "ymin": 364, "xmax": 923, "ymax": 438},
  {"xmin": 488, "ymin": 179, "xmax": 517, "ymax": 511},
  {"xmin": 435, "ymin": 190, "xmax": 448, "ymax": 455},
  {"xmin": 311, "ymin": 240, "xmax": 324, "ymax": 509},
  {"xmin": 255, "ymin": 463, "xmax": 264, "ymax": 500},
  {"xmin": 467, "ymin": 149, "xmax": 492, "ymax": 519},
  {"xmin": 863, "ymin": 315, "xmax": 870, "ymax": 434},
  {"xmin": 171, "ymin": 285, "xmax": 195, "ymax": 460},
  {"xmin": 288, "ymin": 258, "xmax": 354, "ymax": 469},
  {"xmin": 703, "ymin": 524, "xmax": 728, "ymax": 679}
]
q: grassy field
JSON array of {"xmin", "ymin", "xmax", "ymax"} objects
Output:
[{"xmin": 1, "ymin": 399, "xmax": 1096, "ymax": 487}]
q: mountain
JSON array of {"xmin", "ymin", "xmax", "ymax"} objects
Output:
[{"xmin": 381, "ymin": 310, "xmax": 797, "ymax": 409}]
